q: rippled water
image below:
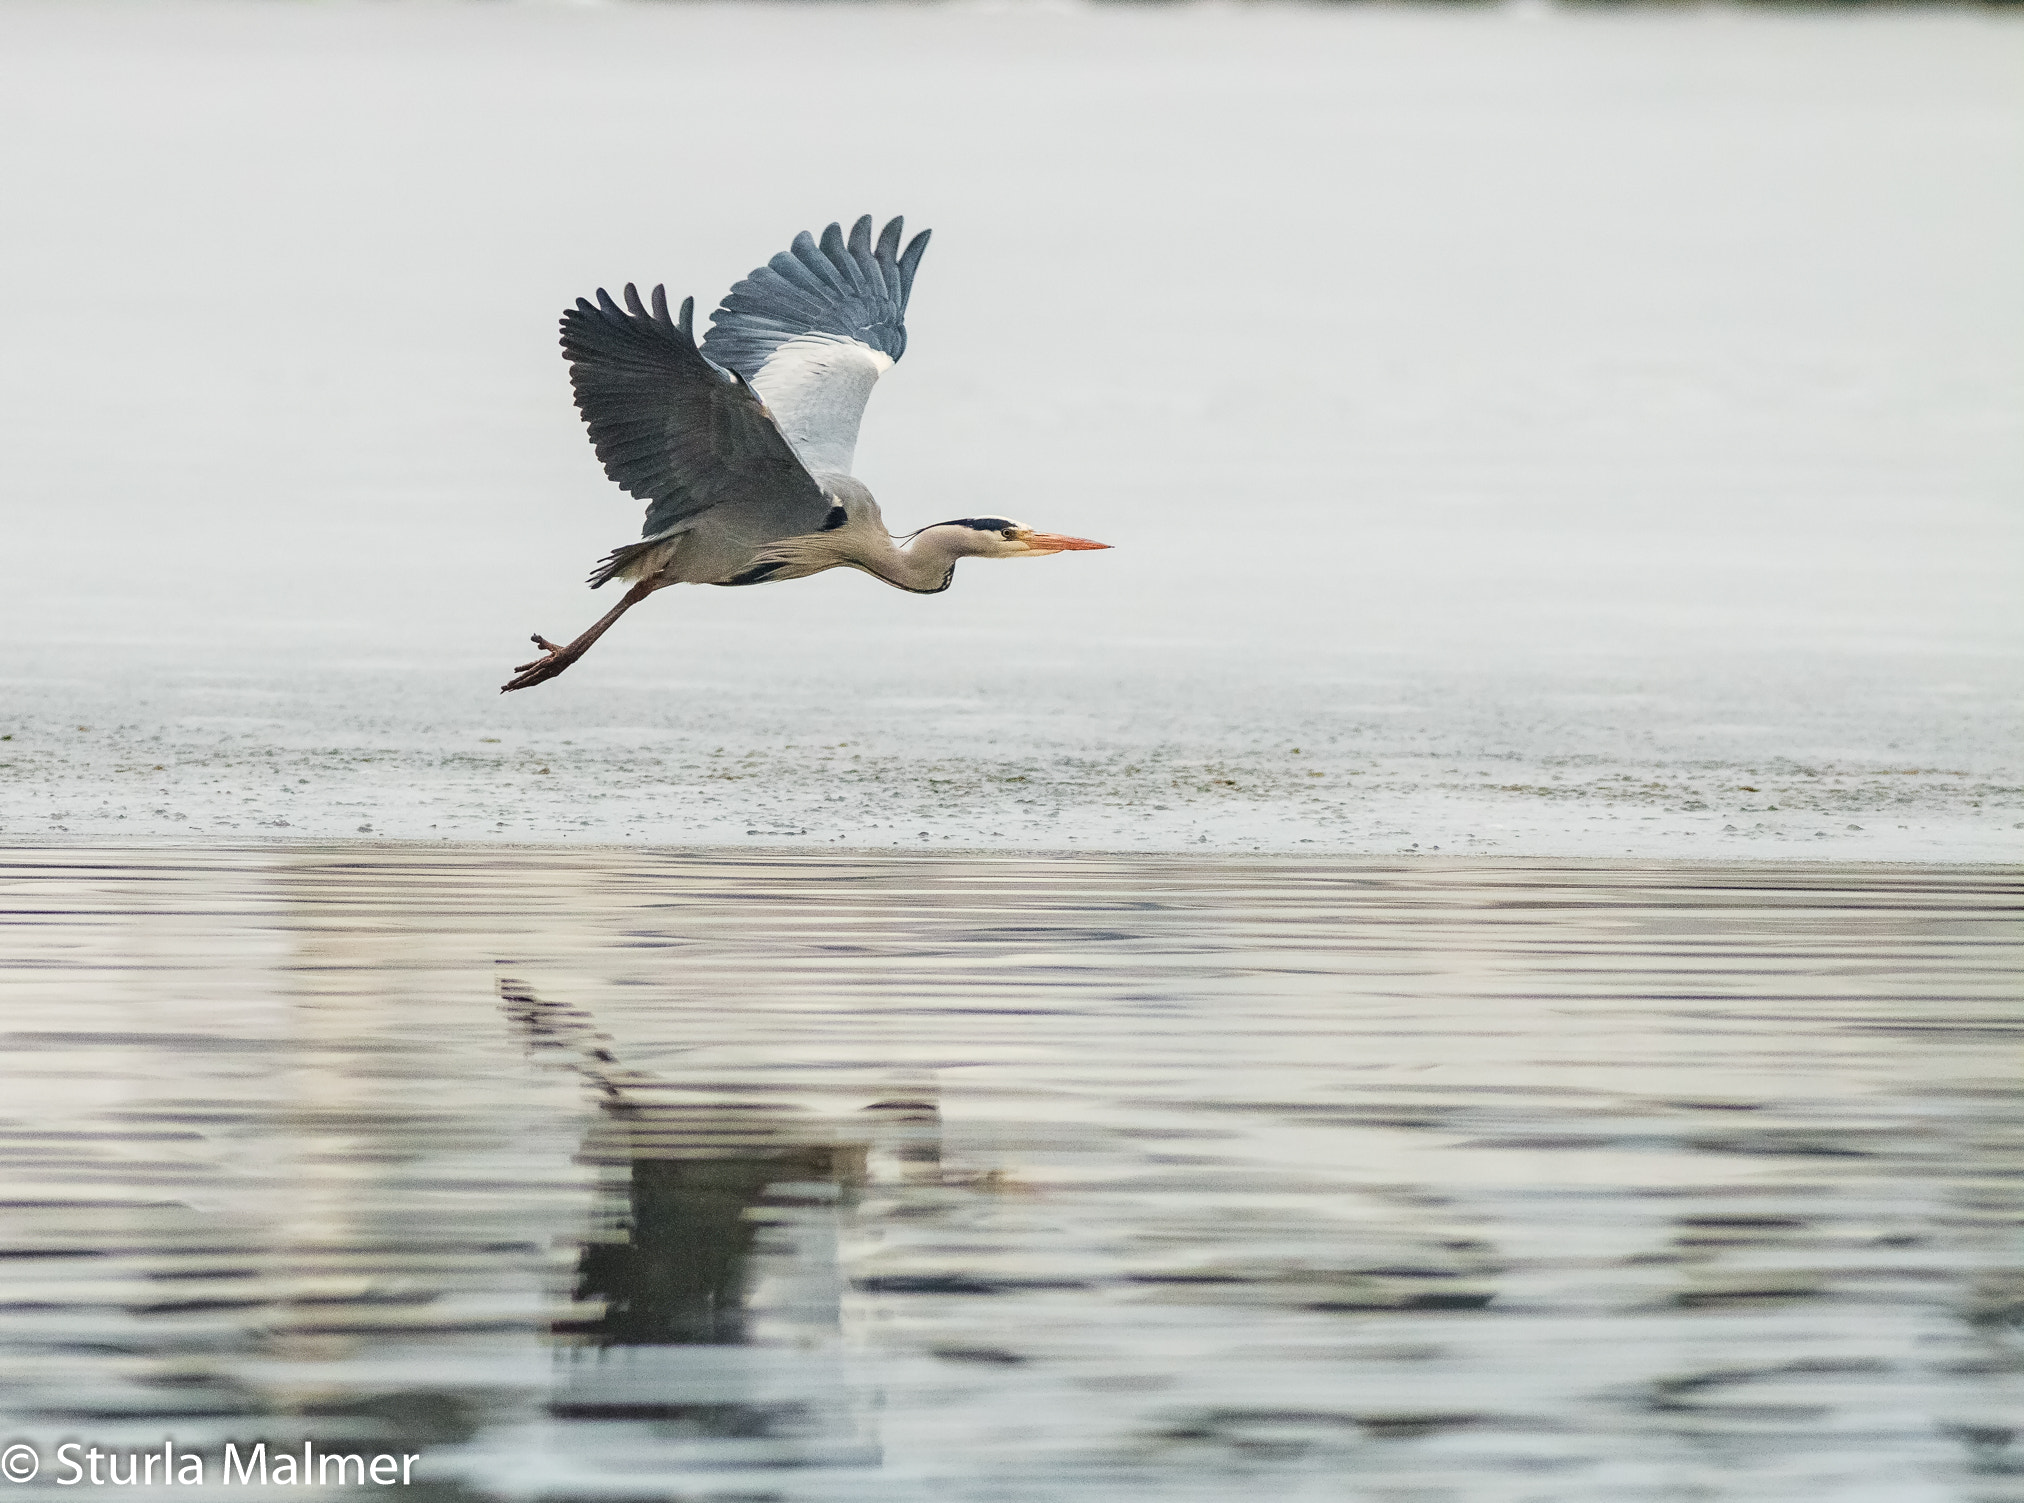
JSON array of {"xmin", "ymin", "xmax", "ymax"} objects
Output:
[{"xmin": 1, "ymin": 846, "xmax": 2018, "ymax": 1501}]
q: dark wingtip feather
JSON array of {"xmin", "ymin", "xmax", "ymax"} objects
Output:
[
  {"xmin": 870, "ymin": 216, "xmax": 906, "ymax": 301},
  {"xmin": 650, "ymin": 284, "xmax": 671, "ymax": 325},
  {"xmin": 679, "ymin": 295, "xmax": 694, "ymax": 338},
  {"xmin": 817, "ymin": 220, "xmax": 856, "ymax": 291},
  {"xmin": 623, "ymin": 284, "xmax": 647, "ymax": 318},
  {"xmin": 897, "ymin": 229, "xmax": 931, "ymax": 304}
]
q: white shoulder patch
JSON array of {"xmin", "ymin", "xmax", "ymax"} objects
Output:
[{"xmin": 750, "ymin": 335, "xmax": 894, "ymax": 478}]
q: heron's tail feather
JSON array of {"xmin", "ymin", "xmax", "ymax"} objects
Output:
[{"xmin": 587, "ymin": 531, "xmax": 681, "ymax": 588}]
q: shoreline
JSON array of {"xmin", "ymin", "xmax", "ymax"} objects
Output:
[{"xmin": 4, "ymin": 836, "xmax": 2016, "ymax": 873}]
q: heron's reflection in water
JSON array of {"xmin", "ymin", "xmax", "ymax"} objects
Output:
[
  {"xmin": 564, "ymin": 1113, "xmax": 858, "ymax": 1350},
  {"xmin": 500, "ymin": 978, "xmax": 923, "ymax": 1467}
]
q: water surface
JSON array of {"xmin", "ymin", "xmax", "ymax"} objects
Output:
[{"xmin": 1, "ymin": 846, "xmax": 2018, "ymax": 1501}]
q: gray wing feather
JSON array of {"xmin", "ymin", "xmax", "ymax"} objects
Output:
[
  {"xmin": 560, "ymin": 283, "xmax": 828, "ymax": 544},
  {"xmin": 701, "ymin": 214, "xmax": 931, "ymax": 378}
]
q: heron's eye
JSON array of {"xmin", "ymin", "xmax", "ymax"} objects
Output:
[{"xmin": 1001, "ymin": 529, "xmax": 1018, "ymax": 541}]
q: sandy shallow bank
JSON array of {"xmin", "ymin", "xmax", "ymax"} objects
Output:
[{"xmin": 4, "ymin": 651, "xmax": 2016, "ymax": 861}]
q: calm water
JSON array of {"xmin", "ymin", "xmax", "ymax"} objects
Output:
[{"xmin": 0, "ymin": 846, "xmax": 2017, "ymax": 1502}]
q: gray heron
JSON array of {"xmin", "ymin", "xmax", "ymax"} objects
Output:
[{"xmin": 503, "ymin": 215, "xmax": 1109, "ymax": 693}]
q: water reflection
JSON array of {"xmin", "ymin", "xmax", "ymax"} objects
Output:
[
  {"xmin": 504, "ymin": 977, "xmax": 864, "ymax": 1350},
  {"xmin": 0, "ymin": 847, "xmax": 2016, "ymax": 1501},
  {"xmin": 502, "ymin": 976, "xmax": 886, "ymax": 1462}
]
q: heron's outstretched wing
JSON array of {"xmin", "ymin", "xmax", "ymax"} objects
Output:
[
  {"xmin": 700, "ymin": 215, "xmax": 931, "ymax": 478},
  {"xmin": 561, "ymin": 283, "xmax": 829, "ymax": 545}
]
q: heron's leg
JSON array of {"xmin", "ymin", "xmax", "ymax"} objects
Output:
[{"xmin": 500, "ymin": 579, "xmax": 662, "ymax": 693}]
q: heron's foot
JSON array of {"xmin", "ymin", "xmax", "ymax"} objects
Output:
[
  {"xmin": 514, "ymin": 635, "xmax": 567, "ymax": 669},
  {"xmin": 501, "ymin": 635, "xmax": 577, "ymax": 693}
]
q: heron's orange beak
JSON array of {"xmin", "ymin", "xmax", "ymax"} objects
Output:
[{"xmin": 1020, "ymin": 532, "xmax": 1111, "ymax": 553}]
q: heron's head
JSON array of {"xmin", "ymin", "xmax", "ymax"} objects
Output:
[{"xmin": 914, "ymin": 517, "xmax": 1111, "ymax": 559}]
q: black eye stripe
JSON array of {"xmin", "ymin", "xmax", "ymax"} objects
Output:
[{"xmin": 939, "ymin": 517, "xmax": 1017, "ymax": 532}]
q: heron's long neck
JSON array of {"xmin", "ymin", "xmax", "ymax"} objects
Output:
[{"xmin": 863, "ymin": 530, "xmax": 961, "ymax": 594}]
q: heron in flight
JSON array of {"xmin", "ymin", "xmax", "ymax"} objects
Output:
[{"xmin": 503, "ymin": 215, "xmax": 1109, "ymax": 692}]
